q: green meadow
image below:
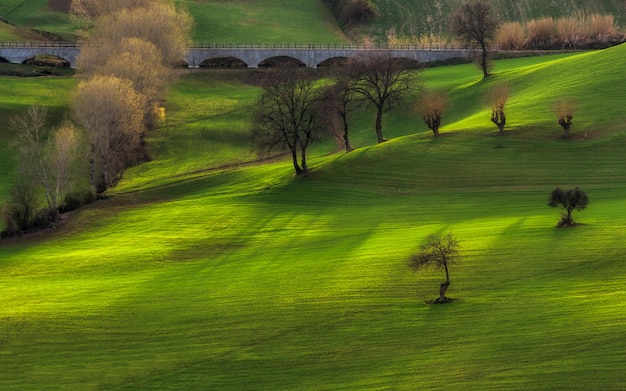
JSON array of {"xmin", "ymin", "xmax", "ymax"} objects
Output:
[
  {"xmin": 1, "ymin": 40, "xmax": 626, "ymax": 389},
  {"xmin": 0, "ymin": 0, "xmax": 349, "ymax": 43}
]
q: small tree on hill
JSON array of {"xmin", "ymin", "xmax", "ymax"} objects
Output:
[
  {"xmin": 409, "ymin": 232, "xmax": 460, "ymax": 303},
  {"xmin": 487, "ymin": 83, "xmax": 510, "ymax": 135},
  {"xmin": 451, "ymin": 0, "xmax": 500, "ymax": 79},
  {"xmin": 251, "ymin": 66, "xmax": 324, "ymax": 177},
  {"xmin": 548, "ymin": 187, "xmax": 589, "ymax": 226},
  {"xmin": 415, "ymin": 90, "xmax": 447, "ymax": 137},
  {"xmin": 318, "ymin": 77, "xmax": 359, "ymax": 152},
  {"xmin": 349, "ymin": 51, "xmax": 421, "ymax": 144},
  {"xmin": 553, "ymin": 99, "xmax": 576, "ymax": 139}
]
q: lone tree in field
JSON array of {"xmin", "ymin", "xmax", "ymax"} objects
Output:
[
  {"xmin": 251, "ymin": 66, "xmax": 324, "ymax": 177},
  {"xmin": 553, "ymin": 99, "xmax": 577, "ymax": 139},
  {"xmin": 487, "ymin": 83, "xmax": 510, "ymax": 135},
  {"xmin": 409, "ymin": 232, "xmax": 460, "ymax": 303},
  {"xmin": 548, "ymin": 187, "xmax": 589, "ymax": 227},
  {"xmin": 415, "ymin": 90, "xmax": 447, "ymax": 137},
  {"xmin": 451, "ymin": 1, "xmax": 500, "ymax": 79},
  {"xmin": 349, "ymin": 51, "xmax": 420, "ymax": 143}
]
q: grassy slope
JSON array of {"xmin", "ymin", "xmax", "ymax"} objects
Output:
[
  {"xmin": 0, "ymin": 75, "xmax": 75, "ymax": 202},
  {"xmin": 0, "ymin": 0, "xmax": 349, "ymax": 43},
  {"xmin": 0, "ymin": 0, "xmax": 80, "ymax": 40},
  {"xmin": 1, "ymin": 45, "xmax": 626, "ymax": 389},
  {"xmin": 362, "ymin": 0, "xmax": 626, "ymax": 42},
  {"xmin": 187, "ymin": 0, "xmax": 349, "ymax": 43}
]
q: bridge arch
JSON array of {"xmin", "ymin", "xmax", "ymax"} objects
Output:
[
  {"xmin": 317, "ymin": 56, "xmax": 350, "ymax": 68},
  {"xmin": 199, "ymin": 56, "xmax": 248, "ymax": 68},
  {"xmin": 259, "ymin": 56, "xmax": 306, "ymax": 68},
  {"xmin": 22, "ymin": 54, "xmax": 71, "ymax": 67}
]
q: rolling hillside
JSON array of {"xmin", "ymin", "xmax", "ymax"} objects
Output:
[
  {"xmin": 1, "ymin": 42, "xmax": 626, "ymax": 389},
  {"xmin": 1, "ymin": 0, "xmax": 625, "ymax": 43},
  {"xmin": 366, "ymin": 0, "xmax": 626, "ymax": 42}
]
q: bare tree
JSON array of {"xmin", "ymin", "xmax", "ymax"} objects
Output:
[
  {"xmin": 2, "ymin": 182, "xmax": 38, "ymax": 236},
  {"xmin": 409, "ymin": 233, "xmax": 460, "ymax": 303},
  {"xmin": 349, "ymin": 51, "xmax": 421, "ymax": 143},
  {"xmin": 251, "ymin": 67, "xmax": 324, "ymax": 177},
  {"xmin": 451, "ymin": 1, "xmax": 500, "ymax": 79},
  {"xmin": 49, "ymin": 122, "xmax": 81, "ymax": 208},
  {"xmin": 73, "ymin": 75, "xmax": 147, "ymax": 193},
  {"xmin": 10, "ymin": 106, "xmax": 55, "ymax": 211},
  {"xmin": 415, "ymin": 90, "xmax": 448, "ymax": 137},
  {"xmin": 553, "ymin": 99, "xmax": 576, "ymax": 139},
  {"xmin": 318, "ymin": 77, "xmax": 359, "ymax": 152},
  {"xmin": 548, "ymin": 187, "xmax": 588, "ymax": 226},
  {"xmin": 487, "ymin": 83, "xmax": 510, "ymax": 135}
]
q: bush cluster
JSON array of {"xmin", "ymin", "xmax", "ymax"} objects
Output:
[
  {"xmin": 323, "ymin": 0, "xmax": 377, "ymax": 26},
  {"xmin": 497, "ymin": 14, "xmax": 626, "ymax": 50},
  {"xmin": 1, "ymin": 187, "xmax": 95, "ymax": 239}
]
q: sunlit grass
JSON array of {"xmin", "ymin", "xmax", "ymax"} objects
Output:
[{"xmin": 2, "ymin": 46, "xmax": 626, "ymax": 389}]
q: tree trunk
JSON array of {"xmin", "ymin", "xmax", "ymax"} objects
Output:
[
  {"xmin": 342, "ymin": 117, "xmax": 353, "ymax": 152},
  {"xmin": 559, "ymin": 116, "xmax": 572, "ymax": 139},
  {"xmin": 439, "ymin": 282, "xmax": 450, "ymax": 302},
  {"xmin": 481, "ymin": 43, "xmax": 489, "ymax": 79},
  {"xmin": 491, "ymin": 109, "xmax": 506, "ymax": 136},
  {"xmin": 89, "ymin": 144, "xmax": 97, "ymax": 194},
  {"xmin": 375, "ymin": 107, "xmax": 386, "ymax": 143},
  {"xmin": 300, "ymin": 146, "xmax": 309, "ymax": 177},
  {"xmin": 291, "ymin": 149, "xmax": 302, "ymax": 175}
]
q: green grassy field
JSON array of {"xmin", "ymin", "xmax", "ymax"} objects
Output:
[
  {"xmin": 1, "ymin": 43, "xmax": 626, "ymax": 389},
  {"xmin": 0, "ymin": 0, "xmax": 350, "ymax": 43}
]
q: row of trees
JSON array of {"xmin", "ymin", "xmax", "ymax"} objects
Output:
[
  {"xmin": 71, "ymin": 0, "xmax": 191, "ymax": 193},
  {"xmin": 251, "ymin": 52, "xmax": 420, "ymax": 176},
  {"xmin": 2, "ymin": 0, "xmax": 192, "ymax": 237},
  {"xmin": 251, "ymin": 49, "xmax": 580, "ymax": 178}
]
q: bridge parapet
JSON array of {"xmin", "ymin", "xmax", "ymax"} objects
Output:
[{"xmin": 0, "ymin": 42, "xmax": 477, "ymax": 69}]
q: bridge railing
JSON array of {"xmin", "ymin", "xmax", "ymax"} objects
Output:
[
  {"xmin": 0, "ymin": 41, "xmax": 84, "ymax": 48},
  {"xmin": 0, "ymin": 41, "xmax": 475, "ymax": 51},
  {"xmin": 190, "ymin": 42, "xmax": 472, "ymax": 51}
]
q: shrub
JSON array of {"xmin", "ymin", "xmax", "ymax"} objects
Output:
[
  {"xmin": 59, "ymin": 190, "xmax": 96, "ymax": 214},
  {"xmin": 339, "ymin": 0, "xmax": 376, "ymax": 25},
  {"xmin": 526, "ymin": 18, "xmax": 555, "ymax": 48},
  {"xmin": 555, "ymin": 17, "xmax": 584, "ymax": 47},
  {"xmin": 590, "ymin": 14, "xmax": 616, "ymax": 36},
  {"xmin": 497, "ymin": 22, "xmax": 525, "ymax": 50}
]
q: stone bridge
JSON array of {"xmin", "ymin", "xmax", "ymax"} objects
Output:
[{"xmin": 0, "ymin": 42, "xmax": 475, "ymax": 68}]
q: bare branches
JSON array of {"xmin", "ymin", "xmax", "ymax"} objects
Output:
[
  {"xmin": 349, "ymin": 51, "xmax": 421, "ymax": 143},
  {"xmin": 451, "ymin": 1, "xmax": 499, "ymax": 78},
  {"xmin": 251, "ymin": 67, "xmax": 324, "ymax": 177},
  {"xmin": 553, "ymin": 99, "xmax": 577, "ymax": 139},
  {"xmin": 487, "ymin": 82, "xmax": 510, "ymax": 135},
  {"xmin": 409, "ymin": 233, "xmax": 460, "ymax": 302},
  {"xmin": 416, "ymin": 90, "xmax": 447, "ymax": 137}
]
